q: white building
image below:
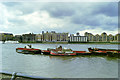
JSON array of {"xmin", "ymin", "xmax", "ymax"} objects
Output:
[{"xmin": 69, "ymin": 35, "xmax": 88, "ymax": 42}]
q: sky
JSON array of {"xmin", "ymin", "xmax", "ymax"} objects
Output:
[{"xmin": 0, "ymin": 1, "xmax": 118, "ymax": 36}]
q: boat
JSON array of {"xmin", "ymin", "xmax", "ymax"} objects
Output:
[
  {"xmin": 41, "ymin": 48, "xmax": 55, "ymax": 55},
  {"xmin": 41, "ymin": 50, "xmax": 50, "ymax": 55},
  {"xmin": 73, "ymin": 51, "xmax": 91, "ymax": 55},
  {"xmin": 50, "ymin": 50, "xmax": 76, "ymax": 56},
  {"xmin": 16, "ymin": 48, "xmax": 41, "ymax": 54},
  {"xmin": 88, "ymin": 47, "xmax": 120, "ymax": 53},
  {"xmin": 42, "ymin": 46, "xmax": 90, "ymax": 56},
  {"xmin": 49, "ymin": 46, "xmax": 91, "ymax": 56},
  {"xmin": 45, "ymin": 46, "xmax": 76, "ymax": 56},
  {"xmin": 88, "ymin": 47, "xmax": 120, "ymax": 56},
  {"xmin": 5, "ymin": 41, "xmax": 19, "ymax": 44}
]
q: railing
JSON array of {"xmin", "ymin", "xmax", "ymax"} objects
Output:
[{"xmin": 0, "ymin": 71, "xmax": 55, "ymax": 80}]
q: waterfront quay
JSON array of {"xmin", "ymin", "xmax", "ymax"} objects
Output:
[{"xmin": 0, "ymin": 31, "xmax": 120, "ymax": 44}]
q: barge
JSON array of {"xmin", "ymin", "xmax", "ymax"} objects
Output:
[
  {"xmin": 48, "ymin": 46, "xmax": 90, "ymax": 56},
  {"xmin": 41, "ymin": 50, "xmax": 50, "ymax": 55},
  {"xmin": 88, "ymin": 47, "xmax": 120, "ymax": 53},
  {"xmin": 73, "ymin": 51, "xmax": 91, "ymax": 55},
  {"xmin": 88, "ymin": 47, "xmax": 120, "ymax": 57},
  {"xmin": 16, "ymin": 48, "xmax": 41, "ymax": 54}
]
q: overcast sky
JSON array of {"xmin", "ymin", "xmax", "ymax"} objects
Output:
[{"xmin": 0, "ymin": 2, "xmax": 118, "ymax": 35}]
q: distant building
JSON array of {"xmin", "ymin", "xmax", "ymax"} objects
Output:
[
  {"xmin": 69, "ymin": 33, "xmax": 88, "ymax": 42},
  {"xmin": 0, "ymin": 33, "xmax": 13, "ymax": 41},
  {"xmin": 42, "ymin": 31, "xmax": 69, "ymax": 42},
  {"xmin": 84, "ymin": 32, "xmax": 94, "ymax": 42},
  {"xmin": 114, "ymin": 33, "xmax": 120, "ymax": 42},
  {"xmin": 14, "ymin": 35, "xmax": 22, "ymax": 42},
  {"xmin": 1, "ymin": 31, "xmax": 119, "ymax": 43},
  {"xmin": 0, "ymin": 33, "xmax": 2, "ymax": 41},
  {"xmin": 22, "ymin": 33, "xmax": 36, "ymax": 42},
  {"xmin": 95, "ymin": 34, "xmax": 102, "ymax": 42},
  {"xmin": 36, "ymin": 34, "xmax": 43, "ymax": 42},
  {"xmin": 101, "ymin": 32, "xmax": 107, "ymax": 42},
  {"xmin": 108, "ymin": 34, "xmax": 114, "ymax": 42},
  {"xmin": 84, "ymin": 32, "xmax": 119, "ymax": 42}
]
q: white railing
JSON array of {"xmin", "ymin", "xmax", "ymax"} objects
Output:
[{"xmin": 0, "ymin": 71, "xmax": 53, "ymax": 80}]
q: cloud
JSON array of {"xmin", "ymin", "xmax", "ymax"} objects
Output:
[
  {"xmin": 42, "ymin": 3, "xmax": 75, "ymax": 18},
  {"xmin": 2, "ymin": 2, "xmax": 21, "ymax": 7},
  {"xmin": 92, "ymin": 2, "xmax": 118, "ymax": 17},
  {"xmin": 8, "ymin": 18, "xmax": 26, "ymax": 25},
  {"xmin": 0, "ymin": 2, "xmax": 118, "ymax": 35},
  {"xmin": 21, "ymin": 11, "xmax": 65, "ymax": 28},
  {"xmin": 70, "ymin": 2, "xmax": 118, "ymax": 30},
  {"xmin": 72, "ymin": 15, "xmax": 101, "ymax": 26}
]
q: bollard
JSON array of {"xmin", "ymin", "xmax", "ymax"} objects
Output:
[{"xmin": 11, "ymin": 72, "xmax": 17, "ymax": 80}]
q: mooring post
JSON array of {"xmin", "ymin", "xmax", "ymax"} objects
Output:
[{"xmin": 11, "ymin": 72, "xmax": 17, "ymax": 80}]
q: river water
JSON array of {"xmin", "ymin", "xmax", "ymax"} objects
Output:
[{"xmin": 0, "ymin": 43, "xmax": 119, "ymax": 78}]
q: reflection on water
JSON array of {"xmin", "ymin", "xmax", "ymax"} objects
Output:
[
  {"xmin": 49, "ymin": 55, "xmax": 118, "ymax": 63},
  {"xmin": 1, "ymin": 43, "xmax": 119, "ymax": 78},
  {"xmin": 49, "ymin": 56, "xmax": 76, "ymax": 61}
]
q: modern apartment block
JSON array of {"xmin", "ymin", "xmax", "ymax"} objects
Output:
[
  {"xmin": 84, "ymin": 32, "xmax": 120, "ymax": 42},
  {"xmin": 114, "ymin": 33, "xmax": 120, "ymax": 42},
  {"xmin": 69, "ymin": 33, "xmax": 88, "ymax": 42}
]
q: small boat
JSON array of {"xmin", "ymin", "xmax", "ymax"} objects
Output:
[
  {"xmin": 45, "ymin": 46, "xmax": 76, "ymax": 56},
  {"xmin": 88, "ymin": 47, "xmax": 120, "ymax": 53},
  {"xmin": 42, "ymin": 46, "xmax": 90, "ymax": 56},
  {"xmin": 16, "ymin": 48, "xmax": 41, "ymax": 54},
  {"xmin": 5, "ymin": 41, "xmax": 19, "ymax": 44},
  {"xmin": 88, "ymin": 47, "xmax": 120, "ymax": 56},
  {"xmin": 49, "ymin": 46, "xmax": 91, "ymax": 56}
]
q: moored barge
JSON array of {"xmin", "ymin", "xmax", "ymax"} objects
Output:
[
  {"xmin": 42, "ymin": 46, "xmax": 91, "ymax": 56},
  {"xmin": 49, "ymin": 46, "xmax": 91, "ymax": 56},
  {"xmin": 16, "ymin": 48, "xmax": 41, "ymax": 54},
  {"xmin": 88, "ymin": 47, "xmax": 120, "ymax": 57},
  {"xmin": 88, "ymin": 47, "xmax": 120, "ymax": 53}
]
